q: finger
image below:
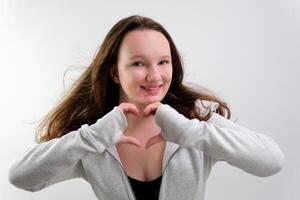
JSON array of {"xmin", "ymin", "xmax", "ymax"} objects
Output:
[
  {"xmin": 145, "ymin": 134, "xmax": 165, "ymax": 149},
  {"xmin": 126, "ymin": 105, "xmax": 139, "ymax": 116},
  {"xmin": 121, "ymin": 103, "xmax": 139, "ymax": 116},
  {"xmin": 143, "ymin": 105, "xmax": 156, "ymax": 117},
  {"xmin": 143, "ymin": 102, "xmax": 162, "ymax": 117},
  {"xmin": 119, "ymin": 135, "xmax": 142, "ymax": 148}
]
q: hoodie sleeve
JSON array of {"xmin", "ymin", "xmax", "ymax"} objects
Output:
[
  {"xmin": 155, "ymin": 102, "xmax": 285, "ymax": 177},
  {"xmin": 8, "ymin": 106, "xmax": 127, "ymax": 192}
]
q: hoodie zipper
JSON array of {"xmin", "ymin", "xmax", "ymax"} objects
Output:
[
  {"xmin": 124, "ymin": 173, "xmax": 137, "ymax": 200},
  {"xmin": 105, "ymin": 146, "xmax": 179, "ymax": 200},
  {"xmin": 127, "ymin": 147, "xmax": 179, "ymax": 200},
  {"xmin": 106, "ymin": 150, "xmax": 165, "ymax": 200},
  {"xmin": 105, "ymin": 150, "xmax": 137, "ymax": 200}
]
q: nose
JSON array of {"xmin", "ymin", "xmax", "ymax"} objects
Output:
[{"xmin": 146, "ymin": 65, "xmax": 161, "ymax": 82}]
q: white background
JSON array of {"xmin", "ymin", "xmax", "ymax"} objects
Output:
[{"xmin": 1, "ymin": 0, "xmax": 299, "ymax": 199}]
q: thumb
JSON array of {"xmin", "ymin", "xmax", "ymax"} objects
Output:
[
  {"xmin": 145, "ymin": 133, "xmax": 165, "ymax": 150},
  {"xmin": 119, "ymin": 135, "xmax": 142, "ymax": 148}
]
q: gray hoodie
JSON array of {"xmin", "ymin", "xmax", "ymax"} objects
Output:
[{"xmin": 8, "ymin": 100, "xmax": 285, "ymax": 200}]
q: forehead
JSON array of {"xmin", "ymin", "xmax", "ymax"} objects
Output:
[{"xmin": 118, "ymin": 30, "xmax": 171, "ymax": 59}]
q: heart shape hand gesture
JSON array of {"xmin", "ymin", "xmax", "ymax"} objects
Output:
[{"xmin": 117, "ymin": 102, "xmax": 166, "ymax": 150}]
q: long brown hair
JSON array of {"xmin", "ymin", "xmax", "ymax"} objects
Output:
[{"xmin": 35, "ymin": 15, "xmax": 231, "ymax": 143}]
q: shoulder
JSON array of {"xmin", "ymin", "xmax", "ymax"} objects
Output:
[{"xmin": 194, "ymin": 99, "xmax": 219, "ymax": 117}]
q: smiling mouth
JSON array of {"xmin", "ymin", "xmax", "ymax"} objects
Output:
[{"xmin": 140, "ymin": 84, "xmax": 163, "ymax": 94}]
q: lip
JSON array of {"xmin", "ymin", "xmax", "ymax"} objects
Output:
[
  {"xmin": 141, "ymin": 84, "xmax": 163, "ymax": 89},
  {"xmin": 142, "ymin": 83, "xmax": 163, "ymax": 87},
  {"xmin": 140, "ymin": 84, "xmax": 162, "ymax": 95}
]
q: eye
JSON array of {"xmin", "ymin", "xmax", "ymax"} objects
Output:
[
  {"xmin": 132, "ymin": 61, "xmax": 144, "ymax": 67},
  {"xmin": 159, "ymin": 60, "xmax": 170, "ymax": 65}
]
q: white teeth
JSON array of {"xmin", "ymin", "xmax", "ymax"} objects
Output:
[
  {"xmin": 141, "ymin": 85, "xmax": 161, "ymax": 93},
  {"xmin": 146, "ymin": 87, "xmax": 159, "ymax": 91}
]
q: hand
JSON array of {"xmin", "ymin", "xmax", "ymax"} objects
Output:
[
  {"xmin": 142, "ymin": 102, "xmax": 162, "ymax": 117},
  {"xmin": 145, "ymin": 133, "xmax": 165, "ymax": 150},
  {"xmin": 143, "ymin": 102, "xmax": 166, "ymax": 149},
  {"xmin": 117, "ymin": 103, "xmax": 142, "ymax": 148}
]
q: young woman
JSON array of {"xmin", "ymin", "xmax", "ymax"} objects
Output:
[{"xmin": 8, "ymin": 15, "xmax": 285, "ymax": 200}]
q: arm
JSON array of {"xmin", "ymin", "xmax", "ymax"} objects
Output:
[
  {"xmin": 8, "ymin": 106, "xmax": 127, "ymax": 192},
  {"xmin": 155, "ymin": 104, "xmax": 285, "ymax": 177}
]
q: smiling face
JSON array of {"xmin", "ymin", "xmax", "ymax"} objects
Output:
[{"xmin": 111, "ymin": 29, "xmax": 173, "ymax": 107}]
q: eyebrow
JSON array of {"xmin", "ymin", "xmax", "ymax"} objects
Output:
[{"xmin": 130, "ymin": 55, "xmax": 171, "ymax": 60}]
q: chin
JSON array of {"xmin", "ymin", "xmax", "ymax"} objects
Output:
[{"xmin": 143, "ymin": 95, "xmax": 164, "ymax": 104}]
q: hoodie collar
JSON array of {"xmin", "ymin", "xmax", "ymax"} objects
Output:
[{"xmin": 106, "ymin": 141, "xmax": 179, "ymax": 172}]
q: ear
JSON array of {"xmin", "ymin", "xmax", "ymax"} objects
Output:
[{"xmin": 110, "ymin": 65, "xmax": 120, "ymax": 84}]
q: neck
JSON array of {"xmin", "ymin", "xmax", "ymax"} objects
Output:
[
  {"xmin": 118, "ymin": 99, "xmax": 160, "ymax": 133},
  {"xmin": 125, "ymin": 114, "xmax": 161, "ymax": 140},
  {"xmin": 126, "ymin": 104, "xmax": 156, "ymax": 131}
]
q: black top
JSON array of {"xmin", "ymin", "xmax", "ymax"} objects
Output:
[{"xmin": 127, "ymin": 175, "xmax": 162, "ymax": 200}]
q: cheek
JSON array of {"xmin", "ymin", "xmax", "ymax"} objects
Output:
[
  {"xmin": 130, "ymin": 70, "xmax": 147, "ymax": 82},
  {"xmin": 121, "ymin": 71, "xmax": 144, "ymax": 89},
  {"xmin": 164, "ymin": 67, "xmax": 173, "ymax": 82}
]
